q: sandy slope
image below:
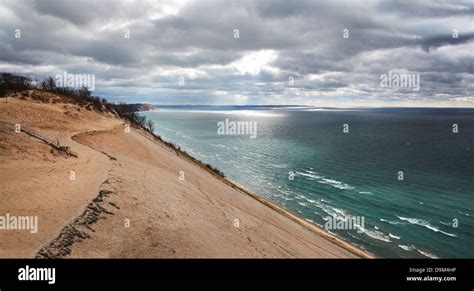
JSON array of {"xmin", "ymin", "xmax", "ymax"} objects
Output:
[{"xmin": 0, "ymin": 93, "xmax": 372, "ymax": 258}]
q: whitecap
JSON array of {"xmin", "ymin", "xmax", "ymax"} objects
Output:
[
  {"xmin": 398, "ymin": 244, "xmax": 416, "ymax": 251},
  {"xmin": 397, "ymin": 216, "xmax": 457, "ymax": 237},
  {"xmin": 295, "ymin": 171, "xmax": 355, "ymax": 190},
  {"xmin": 417, "ymin": 250, "xmax": 439, "ymax": 259},
  {"xmin": 356, "ymin": 226, "xmax": 391, "ymax": 243},
  {"xmin": 314, "ymin": 203, "xmax": 347, "ymax": 221},
  {"xmin": 305, "ymin": 198, "xmax": 316, "ymax": 204},
  {"xmin": 389, "ymin": 233, "xmax": 401, "ymax": 240},
  {"xmin": 380, "ymin": 218, "xmax": 405, "ymax": 225},
  {"xmin": 319, "ymin": 177, "xmax": 355, "ymax": 190},
  {"xmin": 296, "ymin": 171, "xmax": 321, "ymax": 180}
]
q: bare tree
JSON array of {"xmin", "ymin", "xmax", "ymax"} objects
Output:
[{"xmin": 146, "ymin": 119, "xmax": 155, "ymax": 133}]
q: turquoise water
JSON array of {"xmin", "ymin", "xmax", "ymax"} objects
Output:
[{"xmin": 141, "ymin": 106, "xmax": 474, "ymax": 258}]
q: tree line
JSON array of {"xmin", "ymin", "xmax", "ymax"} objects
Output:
[
  {"xmin": 1, "ymin": 72, "xmax": 225, "ymax": 178},
  {"xmin": 0, "ymin": 72, "xmax": 155, "ymax": 132}
]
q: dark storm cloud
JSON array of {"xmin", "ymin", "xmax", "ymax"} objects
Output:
[
  {"xmin": 419, "ymin": 32, "xmax": 474, "ymax": 52},
  {"xmin": 71, "ymin": 40, "xmax": 139, "ymax": 65},
  {"xmin": 376, "ymin": 0, "xmax": 474, "ymax": 18},
  {"xmin": 31, "ymin": 0, "xmax": 150, "ymax": 26},
  {"xmin": 0, "ymin": 0, "xmax": 472, "ymax": 106}
]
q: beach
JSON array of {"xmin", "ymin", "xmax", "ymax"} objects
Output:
[
  {"xmin": 0, "ymin": 92, "xmax": 371, "ymax": 258},
  {"xmin": 142, "ymin": 106, "xmax": 474, "ymax": 258}
]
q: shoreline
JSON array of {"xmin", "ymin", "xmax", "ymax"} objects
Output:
[
  {"xmin": 1, "ymin": 93, "xmax": 373, "ymax": 258},
  {"xmin": 136, "ymin": 128, "xmax": 374, "ymax": 258},
  {"xmin": 221, "ymin": 178, "xmax": 374, "ymax": 258}
]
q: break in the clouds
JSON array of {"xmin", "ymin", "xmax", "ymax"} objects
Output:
[{"xmin": 0, "ymin": 0, "xmax": 473, "ymax": 107}]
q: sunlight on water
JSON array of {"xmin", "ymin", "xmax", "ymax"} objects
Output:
[{"xmin": 141, "ymin": 106, "xmax": 474, "ymax": 258}]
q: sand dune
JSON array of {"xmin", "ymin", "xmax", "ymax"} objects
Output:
[{"xmin": 0, "ymin": 92, "xmax": 371, "ymax": 258}]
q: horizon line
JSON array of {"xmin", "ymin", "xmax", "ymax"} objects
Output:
[{"xmin": 137, "ymin": 104, "xmax": 474, "ymax": 109}]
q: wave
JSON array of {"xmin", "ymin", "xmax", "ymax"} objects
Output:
[
  {"xmin": 305, "ymin": 197, "xmax": 316, "ymax": 204},
  {"xmin": 296, "ymin": 171, "xmax": 321, "ymax": 179},
  {"xmin": 270, "ymin": 163, "xmax": 288, "ymax": 169},
  {"xmin": 280, "ymin": 196, "xmax": 294, "ymax": 201},
  {"xmin": 293, "ymin": 194, "xmax": 316, "ymax": 204},
  {"xmin": 313, "ymin": 202, "xmax": 346, "ymax": 220},
  {"xmin": 313, "ymin": 201, "xmax": 392, "ymax": 243},
  {"xmin": 356, "ymin": 225, "xmax": 391, "ymax": 243},
  {"xmin": 418, "ymin": 250, "xmax": 439, "ymax": 259},
  {"xmin": 398, "ymin": 244, "xmax": 416, "ymax": 251},
  {"xmin": 439, "ymin": 220, "xmax": 453, "ymax": 226},
  {"xmin": 347, "ymin": 232, "xmax": 361, "ymax": 240},
  {"xmin": 380, "ymin": 218, "xmax": 406, "ymax": 225},
  {"xmin": 296, "ymin": 171, "xmax": 355, "ymax": 190},
  {"xmin": 397, "ymin": 216, "xmax": 457, "ymax": 237},
  {"xmin": 398, "ymin": 245, "xmax": 438, "ymax": 259},
  {"xmin": 458, "ymin": 211, "xmax": 471, "ymax": 217},
  {"xmin": 320, "ymin": 178, "xmax": 355, "ymax": 190},
  {"xmin": 389, "ymin": 233, "xmax": 401, "ymax": 240}
]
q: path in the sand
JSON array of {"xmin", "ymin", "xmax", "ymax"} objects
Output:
[{"xmin": 1, "ymin": 96, "xmax": 368, "ymax": 258}]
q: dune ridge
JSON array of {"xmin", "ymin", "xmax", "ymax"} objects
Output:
[{"xmin": 0, "ymin": 91, "xmax": 372, "ymax": 258}]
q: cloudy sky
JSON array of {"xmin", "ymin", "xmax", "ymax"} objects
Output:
[{"xmin": 0, "ymin": 0, "xmax": 473, "ymax": 107}]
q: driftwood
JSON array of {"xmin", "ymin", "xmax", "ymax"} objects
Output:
[{"xmin": 20, "ymin": 128, "xmax": 78, "ymax": 158}]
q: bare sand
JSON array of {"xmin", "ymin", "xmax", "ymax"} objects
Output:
[{"xmin": 0, "ymin": 92, "xmax": 373, "ymax": 258}]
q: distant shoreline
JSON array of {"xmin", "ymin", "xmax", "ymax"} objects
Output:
[{"xmin": 142, "ymin": 104, "xmax": 474, "ymax": 110}]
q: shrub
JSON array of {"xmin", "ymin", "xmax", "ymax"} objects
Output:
[{"xmin": 0, "ymin": 73, "xmax": 32, "ymax": 96}]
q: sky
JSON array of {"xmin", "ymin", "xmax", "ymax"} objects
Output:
[{"xmin": 0, "ymin": 0, "xmax": 473, "ymax": 107}]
